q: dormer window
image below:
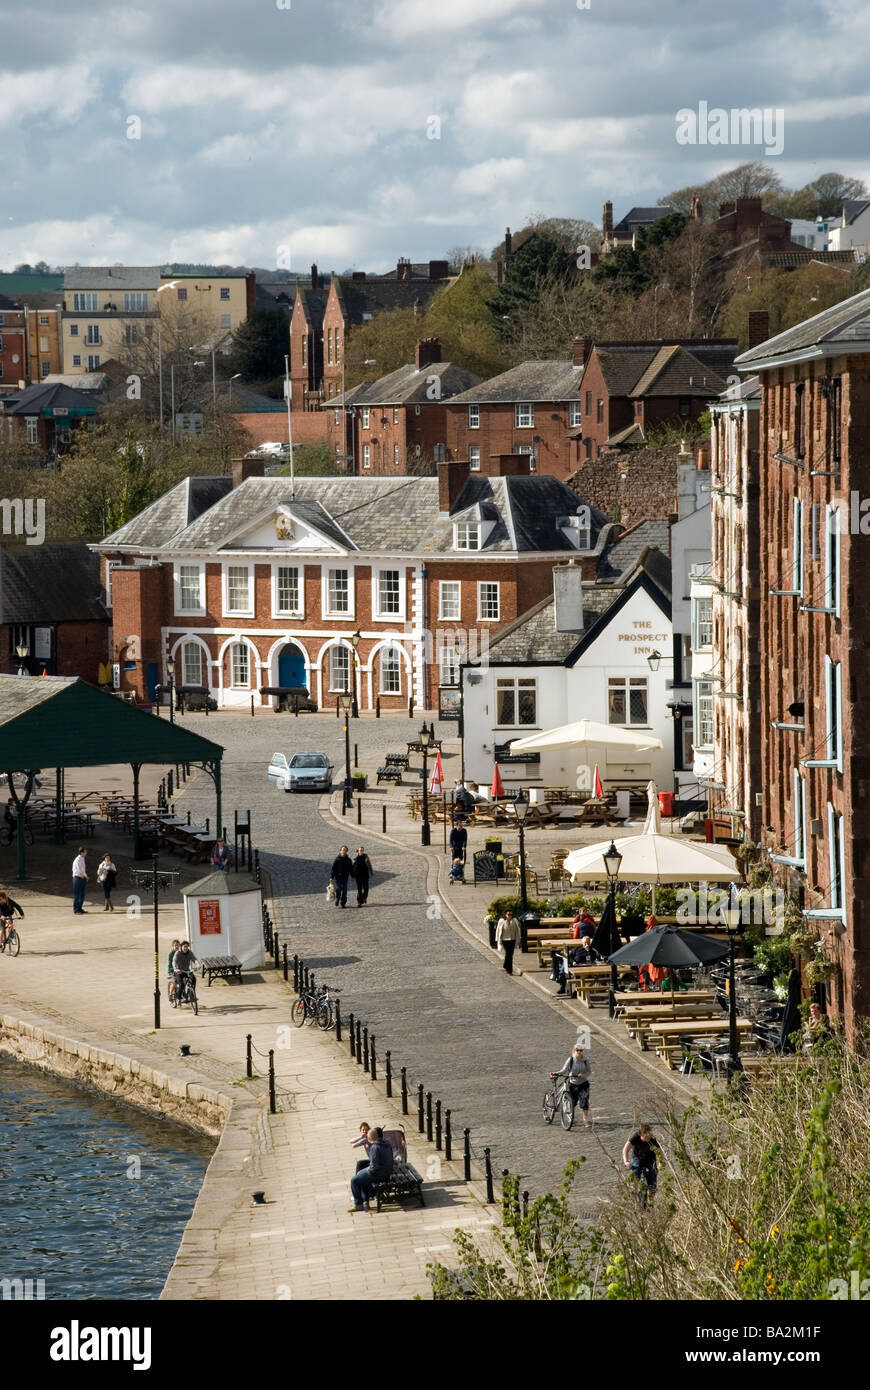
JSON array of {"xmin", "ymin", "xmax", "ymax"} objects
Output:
[{"xmin": 455, "ymin": 522, "xmax": 480, "ymax": 551}]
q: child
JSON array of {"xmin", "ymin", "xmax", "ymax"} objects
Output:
[{"xmin": 448, "ymin": 857, "xmax": 465, "ymax": 884}]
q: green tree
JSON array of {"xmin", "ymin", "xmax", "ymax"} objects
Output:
[
  {"xmin": 229, "ymin": 308, "xmax": 291, "ymax": 381},
  {"xmin": 492, "ymin": 233, "xmax": 577, "ymax": 339}
]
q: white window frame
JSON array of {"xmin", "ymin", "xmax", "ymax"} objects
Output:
[
  {"xmin": 86, "ymin": 324, "xmax": 100, "ymax": 345},
  {"xmin": 477, "ymin": 581, "xmax": 500, "ymax": 621},
  {"xmin": 439, "ymin": 642, "xmax": 460, "ymax": 685},
  {"xmin": 181, "ymin": 640, "xmax": 205, "ymax": 687},
  {"xmin": 361, "ymin": 407, "xmax": 370, "ymax": 428},
  {"xmin": 222, "ymin": 562, "xmax": 254, "ymax": 618},
  {"xmin": 362, "ymin": 444, "xmax": 371, "ymax": 470},
  {"xmin": 328, "ymin": 643, "xmax": 351, "ymax": 692},
  {"xmin": 805, "ymin": 656, "xmax": 842, "ymax": 772},
  {"xmin": 393, "ymin": 443, "xmax": 400, "ymax": 467},
  {"xmin": 72, "ymin": 292, "xmax": 98, "ymax": 311},
  {"xmin": 272, "ymin": 563, "xmax": 303, "ymax": 618},
  {"xmin": 25, "ymin": 417, "xmax": 38, "ymax": 445},
  {"xmin": 72, "ymin": 354, "xmax": 81, "ymax": 367},
  {"xmin": 454, "ymin": 523, "xmax": 480, "ymax": 551},
  {"xmin": 569, "ymin": 401, "xmax": 581, "ymax": 427},
  {"xmin": 322, "ymin": 565, "xmax": 354, "ymax": 619},
  {"xmin": 230, "ymin": 642, "xmax": 250, "ymax": 689},
  {"xmin": 373, "ymin": 567, "xmax": 405, "ymax": 621},
  {"xmin": 514, "ymin": 402, "xmax": 534, "ymax": 428},
  {"xmin": 439, "ymin": 581, "xmax": 461, "ymax": 620},
  {"xmin": 692, "ymin": 678, "xmax": 713, "ymax": 746},
  {"xmin": 495, "ymin": 677, "xmax": 537, "ymax": 728},
  {"xmin": 468, "ymin": 404, "xmax": 480, "ymax": 429},
  {"xmin": 69, "ymin": 323, "xmax": 79, "ymax": 337},
  {"xmin": 123, "ymin": 292, "xmax": 148, "ymax": 312},
  {"xmin": 772, "ymin": 768, "xmax": 807, "ymax": 867},
  {"xmin": 87, "ymin": 354, "xmax": 101, "ymax": 371},
  {"xmin": 175, "ymin": 562, "xmax": 205, "ymax": 616},
  {"xmin": 468, "ymin": 445, "xmax": 480, "ymax": 472},
  {"xmin": 824, "ymin": 504, "xmax": 841, "ymax": 616},
  {"xmin": 105, "ymin": 559, "xmax": 121, "ymax": 608},
  {"xmin": 393, "ymin": 407, "xmax": 399, "ymax": 425},
  {"xmin": 792, "ymin": 498, "xmax": 804, "ymax": 596},
  {"xmin": 691, "ymin": 594, "xmax": 713, "ymax": 650},
  {"xmin": 220, "ymin": 313, "xmax": 231, "ymax": 329},
  {"xmin": 378, "ymin": 644, "xmax": 402, "ymax": 695}
]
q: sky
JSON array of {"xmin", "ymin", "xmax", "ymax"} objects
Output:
[{"xmin": 2, "ymin": 0, "xmax": 869, "ymax": 273}]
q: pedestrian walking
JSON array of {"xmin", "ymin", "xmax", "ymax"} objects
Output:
[
  {"xmin": 495, "ymin": 908, "xmax": 520, "ymax": 974},
  {"xmin": 623, "ymin": 1125, "xmax": 661, "ymax": 1208},
  {"xmin": 211, "ymin": 838, "xmax": 231, "ymax": 871},
  {"xmin": 330, "ymin": 845, "xmax": 355, "ymax": 908},
  {"xmin": 448, "ymin": 820, "xmax": 468, "ymax": 865},
  {"xmin": 353, "ymin": 846, "xmax": 373, "ymax": 906},
  {"xmin": 72, "ymin": 847, "xmax": 88, "ymax": 915},
  {"xmin": 552, "ymin": 1044, "xmax": 592, "ymax": 1127},
  {"xmin": 97, "ymin": 853, "xmax": 117, "ymax": 912}
]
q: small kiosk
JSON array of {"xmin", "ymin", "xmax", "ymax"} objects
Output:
[{"xmin": 181, "ymin": 872, "xmax": 265, "ymax": 972}]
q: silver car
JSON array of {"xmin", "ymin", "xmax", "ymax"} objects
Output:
[{"xmin": 268, "ymin": 750, "xmax": 333, "ymax": 792}]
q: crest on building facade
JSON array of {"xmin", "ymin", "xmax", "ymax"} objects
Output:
[{"xmin": 275, "ymin": 514, "xmax": 294, "ymax": 540}]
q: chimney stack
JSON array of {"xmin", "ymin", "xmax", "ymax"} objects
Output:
[
  {"xmin": 504, "ymin": 227, "xmax": 512, "ymax": 263},
  {"xmin": 493, "ymin": 453, "xmax": 532, "ymax": 476},
  {"xmin": 310, "ymin": 263, "xmax": 318, "ymax": 289},
  {"xmin": 602, "ymin": 201, "xmax": 613, "ymax": 247},
  {"xmin": 232, "ymin": 456, "xmax": 266, "ymax": 489},
  {"xmin": 553, "ymin": 565, "xmax": 584, "ymax": 633},
  {"xmin": 415, "ymin": 337, "xmax": 442, "ymax": 370},
  {"xmin": 691, "ymin": 195, "xmax": 703, "ymax": 221},
  {"xmin": 396, "ymin": 257, "xmax": 412, "ymax": 282},
  {"xmin": 428, "ymin": 259, "xmax": 449, "ymax": 281},
  {"xmin": 572, "ymin": 336, "xmax": 593, "ymax": 367},
  {"xmin": 748, "ymin": 310, "xmax": 770, "ymax": 348},
  {"xmin": 437, "ymin": 459, "xmax": 471, "ymax": 513}
]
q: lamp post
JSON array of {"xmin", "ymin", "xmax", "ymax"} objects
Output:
[
  {"xmin": 603, "ymin": 840, "xmax": 623, "ymax": 1006},
  {"xmin": 166, "ymin": 654, "xmax": 176, "ymax": 725},
  {"xmin": 419, "ymin": 723, "xmax": 432, "ymax": 846},
  {"xmin": 16, "ymin": 642, "xmax": 29, "ymax": 677},
  {"xmin": 350, "ymin": 630, "xmax": 362, "ymax": 718},
  {"xmin": 514, "ymin": 789, "xmax": 531, "ymax": 951},
  {"xmin": 724, "ymin": 894, "xmax": 743, "ymax": 1081},
  {"xmin": 339, "ymin": 689, "xmax": 353, "ymax": 810}
]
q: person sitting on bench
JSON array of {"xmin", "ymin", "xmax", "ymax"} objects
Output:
[
  {"xmin": 554, "ymin": 935, "xmax": 599, "ymax": 995},
  {"xmin": 349, "ymin": 1125, "xmax": 394, "ymax": 1213}
]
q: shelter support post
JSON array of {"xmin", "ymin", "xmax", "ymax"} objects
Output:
[
  {"xmin": 132, "ymin": 763, "xmax": 142, "ymax": 860},
  {"xmin": 54, "ymin": 767, "xmax": 64, "ymax": 844}
]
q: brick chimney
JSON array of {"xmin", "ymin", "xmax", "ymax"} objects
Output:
[
  {"xmin": 428, "ymin": 259, "xmax": 449, "ymax": 281},
  {"xmin": 232, "ymin": 456, "xmax": 266, "ymax": 488},
  {"xmin": 493, "ymin": 453, "xmax": 532, "ymax": 476},
  {"xmin": 311, "ymin": 263, "xmax": 318, "ymax": 289},
  {"xmin": 396, "ymin": 257, "xmax": 412, "ymax": 282},
  {"xmin": 602, "ymin": 201, "xmax": 613, "ymax": 246},
  {"xmin": 415, "ymin": 338, "xmax": 442, "ymax": 370},
  {"xmin": 691, "ymin": 195, "xmax": 703, "ymax": 220},
  {"xmin": 572, "ymin": 336, "xmax": 593, "ymax": 367},
  {"xmin": 437, "ymin": 459, "xmax": 471, "ymax": 512},
  {"xmin": 748, "ymin": 310, "xmax": 770, "ymax": 348},
  {"xmin": 504, "ymin": 227, "xmax": 512, "ymax": 263}
]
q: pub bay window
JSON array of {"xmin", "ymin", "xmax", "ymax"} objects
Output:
[
  {"xmin": 179, "ymin": 565, "xmax": 202, "ymax": 611},
  {"xmin": 496, "ymin": 678, "xmax": 537, "ymax": 726},
  {"xmin": 226, "ymin": 565, "xmax": 250, "ymax": 613},
  {"xmin": 377, "ymin": 569, "xmax": 401, "ymax": 616},
  {"xmin": 609, "ymin": 676, "xmax": 649, "ymax": 728},
  {"xmin": 329, "ymin": 644, "xmax": 350, "ymax": 691},
  {"xmin": 379, "ymin": 645, "xmax": 402, "ymax": 694},
  {"xmin": 230, "ymin": 643, "xmax": 249, "ymax": 688},
  {"xmin": 277, "ymin": 566, "xmax": 300, "ymax": 614},
  {"xmin": 326, "ymin": 568, "xmax": 350, "ymax": 614}
]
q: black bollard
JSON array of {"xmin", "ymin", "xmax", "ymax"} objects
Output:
[
  {"xmin": 254, "ymin": 848, "xmax": 261, "ymax": 883},
  {"xmin": 357, "ymin": 798, "xmax": 362, "ymax": 825},
  {"xmin": 385, "ymin": 1050, "xmax": 392, "ymax": 1098},
  {"xmin": 376, "ymin": 697, "xmax": 380, "ymax": 718},
  {"xmin": 417, "ymin": 1084, "xmax": 424, "ymax": 1133},
  {"xmin": 522, "ymin": 1190, "xmax": 530, "ymax": 1221},
  {"xmin": 355, "ymin": 1019, "xmax": 362, "ymax": 1065},
  {"xmin": 293, "ymin": 954, "xmax": 299, "ymax": 990},
  {"xmin": 303, "ymin": 966, "xmax": 310, "ymax": 990},
  {"xmin": 362, "ymin": 1026, "xmax": 369, "ymax": 1072},
  {"xmin": 426, "ymin": 1091, "xmax": 433, "ymax": 1143},
  {"xmin": 268, "ymin": 1050, "xmax": 276, "ymax": 1114},
  {"xmin": 445, "ymin": 1109, "xmax": 452, "ymax": 1161},
  {"xmin": 335, "ymin": 1000, "xmax": 342, "ymax": 1043},
  {"xmin": 348, "ymin": 1012, "xmax": 356, "ymax": 1059},
  {"xmin": 464, "ymin": 1129, "xmax": 471, "ymax": 1182},
  {"xmin": 382, "ymin": 805, "xmax": 387, "ymax": 834},
  {"xmin": 273, "ymin": 930, "xmax": 280, "ymax": 969},
  {"xmin": 246, "ymin": 1033, "xmax": 253, "ymax": 1079},
  {"xmin": 484, "ymin": 1148, "xmax": 494, "ymax": 1204},
  {"xmin": 401, "ymin": 1067, "xmax": 408, "ymax": 1115},
  {"xmin": 435, "ymin": 1099, "xmax": 442, "ymax": 1151},
  {"xmin": 370, "ymin": 1035, "xmax": 377, "ymax": 1082},
  {"xmin": 308, "ymin": 972, "xmax": 315, "ymax": 995},
  {"xmin": 282, "ymin": 944, "xmax": 288, "ymax": 982}
]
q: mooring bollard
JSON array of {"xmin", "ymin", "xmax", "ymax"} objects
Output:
[
  {"xmin": 445, "ymin": 1109, "xmax": 452, "ymax": 1161},
  {"xmin": 362, "ymin": 1026, "xmax": 369, "ymax": 1072},
  {"xmin": 435, "ymin": 1099, "xmax": 442, "ymax": 1151},
  {"xmin": 348, "ymin": 1012, "xmax": 356, "ymax": 1058},
  {"xmin": 268, "ymin": 1050, "xmax": 276, "ymax": 1114},
  {"xmin": 246, "ymin": 1033, "xmax": 253, "ymax": 1079},
  {"xmin": 401, "ymin": 1067, "xmax": 408, "ymax": 1115},
  {"xmin": 464, "ymin": 1129, "xmax": 471, "ymax": 1182},
  {"xmin": 334, "ymin": 1000, "xmax": 342, "ymax": 1042},
  {"xmin": 375, "ymin": 697, "xmax": 380, "ymax": 718},
  {"xmin": 484, "ymin": 1148, "xmax": 494, "ymax": 1204},
  {"xmin": 385, "ymin": 1050, "xmax": 392, "ymax": 1098},
  {"xmin": 273, "ymin": 930, "xmax": 280, "ymax": 969},
  {"xmin": 355, "ymin": 1019, "xmax": 362, "ymax": 1065},
  {"xmin": 426, "ymin": 1091, "xmax": 433, "ymax": 1143},
  {"xmin": 250, "ymin": 694, "xmax": 255, "ymax": 718},
  {"xmin": 370, "ymin": 1035, "xmax": 377, "ymax": 1081},
  {"xmin": 282, "ymin": 944, "xmax": 288, "ymax": 982},
  {"xmin": 417, "ymin": 1084, "xmax": 424, "ymax": 1133}
]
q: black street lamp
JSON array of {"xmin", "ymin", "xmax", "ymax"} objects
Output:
[
  {"xmin": 724, "ymin": 893, "xmax": 743, "ymax": 1080},
  {"xmin": 419, "ymin": 723, "xmax": 431, "ymax": 846},
  {"xmin": 514, "ymin": 790, "xmax": 531, "ymax": 951},
  {"xmin": 16, "ymin": 641, "xmax": 29, "ymax": 677},
  {"xmin": 350, "ymin": 630, "xmax": 362, "ymax": 718},
  {"xmin": 166, "ymin": 654, "xmax": 176, "ymax": 725},
  {"xmin": 647, "ymin": 650, "xmax": 661, "ymax": 672},
  {"xmin": 339, "ymin": 689, "xmax": 353, "ymax": 810},
  {"xmin": 603, "ymin": 840, "xmax": 623, "ymax": 1004}
]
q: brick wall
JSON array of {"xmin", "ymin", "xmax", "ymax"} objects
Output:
[
  {"xmin": 568, "ymin": 444, "xmax": 681, "ymax": 525},
  {"xmin": 110, "ymin": 565, "xmax": 168, "ymax": 701},
  {"xmin": 446, "ymin": 401, "xmax": 581, "ymax": 479}
]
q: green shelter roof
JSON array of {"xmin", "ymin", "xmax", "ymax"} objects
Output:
[
  {"xmin": 181, "ymin": 872, "xmax": 260, "ymax": 897},
  {"xmin": 0, "ymin": 677, "xmax": 223, "ymax": 771}
]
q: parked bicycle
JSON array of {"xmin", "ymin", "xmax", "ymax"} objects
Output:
[
  {"xmin": 292, "ymin": 981, "xmax": 341, "ymax": 1031},
  {"xmin": 542, "ymin": 1074, "xmax": 575, "ymax": 1130},
  {"xmin": 0, "ymin": 915, "xmax": 20, "ymax": 957}
]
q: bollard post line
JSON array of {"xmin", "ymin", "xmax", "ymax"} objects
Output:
[{"xmin": 246, "ymin": 1033, "xmax": 253, "ymax": 1079}]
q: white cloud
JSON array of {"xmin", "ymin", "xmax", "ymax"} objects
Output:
[
  {"xmin": 0, "ymin": 66, "xmax": 100, "ymax": 125},
  {"xmin": 371, "ymin": 0, "xmax": 549, "ymax": 40},
  {"xmin": 455, "ymin": 157, "xmax": 527, "ymax": 196}
]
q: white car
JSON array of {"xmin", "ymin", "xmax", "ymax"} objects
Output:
[
  {"xmin": 249, "ymin": 441, "xmax": 291, "ymax": 457},
  {"xmin": 268, "ymin": 751, "xmax": 333, "ymax": 792}
]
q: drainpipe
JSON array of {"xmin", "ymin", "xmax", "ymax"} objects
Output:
[{"xmin": 421, "ymin": 565, "xmax": 428, "ymax": 711}]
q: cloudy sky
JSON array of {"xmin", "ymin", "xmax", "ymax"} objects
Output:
[{"xmin": 2, "ymin": 0, "xmax": 868, "ymax": 272}]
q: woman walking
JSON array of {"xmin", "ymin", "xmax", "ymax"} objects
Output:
[
  {"xmin": 495, "ymin": 909, "xmax": 520, "ymax": 974},
  {"xmin": 97, "ymin": 853, "xmax": 117, "ymax": 912},
  {"xmin": 552, "ymin": 1044, "xmax": 592, "ymax": 1128},
  {"xmin": 353, "ymin": 846, "xmax": 373, "ymax": 906}
]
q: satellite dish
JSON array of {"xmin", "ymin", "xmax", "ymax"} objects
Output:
[{"xmin": 11, "ymin": 354, "xmax": 19, "ymax": 363}]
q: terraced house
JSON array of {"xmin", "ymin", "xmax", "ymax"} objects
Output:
[{"xmin": 93, "ymin": 458, "xmax": 608, "ymax": 712}]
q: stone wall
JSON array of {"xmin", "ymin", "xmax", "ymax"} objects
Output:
[{"xmin": 567, "ymin": 444, "xmax": 682, "ymax": 526}]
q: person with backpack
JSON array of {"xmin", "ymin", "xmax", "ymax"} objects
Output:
[{"xmin": 623, "ymin": 1125, "xmax": 662, "ymax": 1207}]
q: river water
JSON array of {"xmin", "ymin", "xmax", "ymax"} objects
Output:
[{"xmin": 0, "ymin": 1056, "xmax": 214, "ymax": 1301}]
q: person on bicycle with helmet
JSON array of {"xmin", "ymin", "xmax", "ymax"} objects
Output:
[
  {"xmin": 551, "ymin": 1043, "xmax": 592, "ymax": 1128},
  {"xmin": 172, "ymin": 940, "xmax": 199, "ymax": 1006},
  {"xmin": 0, "ymin": 889, "xmax": 24, "ymax": 948}
]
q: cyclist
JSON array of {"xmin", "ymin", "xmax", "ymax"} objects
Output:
[
  {"xmin": 167, "ymin": 938, "xmax": 181, "ymax": 1002},
  {"xmin": 551, "ymin": 1043, "xmax": 592, "ymax": 1128},
  {"xmin": 0, "ymin": 889, "xmax": 24, "ymax": 948},
  {"xmin": 172, "ymin": 940, "xmax": 200, "ymax": 1007}
]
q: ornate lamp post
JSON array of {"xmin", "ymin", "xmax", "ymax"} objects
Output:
[
  {"xmin": 350, "ymin": 630, "xmax": 362, "ymax": 718},
  {"xmin": 166, "ymin": 654, "xmax": 176, "ymax": 725},
  {"xmin": 15, "ymin": 642, "xmax": 29, "ymax": 677},
  {"xmin": 339, "ymin": 689, "xmax": 353, "ymax": 810},
  {"xmin": 419, "ymin": 723, "xmax": 432, "ymax": 846},
  {"xmin": 603, "ymin": 839, "xmax": 623, "ymax": 1002}
]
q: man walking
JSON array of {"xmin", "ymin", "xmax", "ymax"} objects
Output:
[
  {"xmin": 72, "ymin": 847, "xmax": 88, "ymax": 915},
  {"xmin": 448, "ymin": 820, "xmax": 467, "ymax": 866},
  {"xmin": 353, "ymin": 846, "xmax": 373, "ymax": 906},
  {"xmin": 495, "ymin": 908, "xmax": 520, "ymax": 974},
  {"xmin": 330, "ymin": 845, "xmax": 355, "ymax": 908}
]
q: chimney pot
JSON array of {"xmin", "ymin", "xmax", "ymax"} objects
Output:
[
  {"xmin": 415, "ymin": 338, "xmax": 442, "ymax": 370},
  {"xmin": 437, "ymin": 459, "xmax": 471, "ymax": 512},
  {"xmin": 311, "ymin": 263, "xmax": 318, "ymax": 289},
  {"xmin": 504, "ymin": 228, "xmax": 512, "ymax": 263}
]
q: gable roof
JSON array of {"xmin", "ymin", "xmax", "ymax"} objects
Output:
[
  {"xmin": 94, "ymin": 475, "xmax": 232, "ymax": 549},
  {"xmin": 333, "ymin": 276, "xmax": 442, "ymax": 325},
  {"xmin": 63, "ymin": 266, "xmax": 161, "ymax": 291},
  {"xmin": 843, "ymin": 199, "xmax": 870, "ymax": 225},
  {"xmin": 629, "ymin": 345, "xmax": 728, "ymax": 398},
  {"xmin": 448, "ymin": 360, "xmax": 583, "ymax": 406},
  {"xmin": 590, "ymin": 340, "xmax": 738, "ymax": 396},
  {"xmin": 612, "ymin": 206, "xmax": 676, "ymax": 234},
  {"xmin": 0, "ymin": 544, "xmax": 107, "ymax": 625},
  {"xmin": 329, "ymin": 361, "xmax": 480, "ymax": 408},
  {"xmin": 0, "ymin": 382, "xmax": 102, "ymax": 415},
  {"xmin": 735, "ymin": 285, "xmax": 870, "ymax": 369}
]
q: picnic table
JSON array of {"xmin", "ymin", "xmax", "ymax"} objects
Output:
[
  {"xmin": 612, "ymin": 989, "xmax": 717, "ymax": 1008},
  {"xmin": 619, "ymin": 1002, "xmax": 727, "ymax": 1047},
  {"xmin": 566, "ymin": 963, "xmax": 635, "ymax": 1005},
  {"xmin": 573, "ymin": 798, "xmax": 619, "ymax": 827},
  {"xmin": 645, "ymin": 1017, "xmax": 753, "ymax": 1066}
]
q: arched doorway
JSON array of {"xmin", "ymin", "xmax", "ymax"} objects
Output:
[{"xmin": 277, "ymin": 642, "xmax": 307, "ymax": 689}]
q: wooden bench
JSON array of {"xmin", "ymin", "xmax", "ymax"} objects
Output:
[
  {"xmin": 646, "ymin": 1017, "xmax": 753, "ymax": 1067},
  {"xmin": 377, "ymin": 766, "xmax": 403, "ymax": 785},
  {"xmin": 200, "ymin": 955, "xmax": 243, "ymax": 986},
  {"xmin": 372, "ymin": 1160, "xmax": 425, "ymax": 1211}
]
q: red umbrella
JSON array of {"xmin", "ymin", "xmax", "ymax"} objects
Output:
[
  {"xmin": 592, "ymin": 764, "xmax": 604, "ymax": 798},
  {"xmin": 429, "ymin": 750, "xmax": 444, "ymax": 796},
  {"xmin": 491, "ymin": 763, "xmax": 505, "ymax": 799}
]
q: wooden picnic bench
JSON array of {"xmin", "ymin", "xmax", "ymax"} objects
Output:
[
  {"xmin": 200, "ymin": 955, "xmax": 243, "ymax": 986},
  {"xmin": 612, "ymin": 989, "xmax": 717, "ymax": 1009},
  {"xmin": 566, "ymin": 963, "xmax": 635, "ymax": 1006},
  {"xmin": 372, "ymin": 1160, "xmax": 425, "ymax": 1211},
  {"xmin": 646, "ymin": 1017, "xmax": 753, "ymax": 1066}
]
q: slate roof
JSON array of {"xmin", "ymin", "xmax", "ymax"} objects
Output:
[
  {"xmin": 714, "ymin": 374, "xmax": 761, "ymax": 404},
  {"xmin": 604, "ymin": 422, "xmax": 645, "ymax": 447},
  {"xmin": 600, "ymin": 521, "xmax": 672, "ymax": 579},
  {"xmin": 629, "ymin": 345, "xmax": 729, "ymax": 398},
  {"xmin": 93, "ymin": 475, "xmax": 233, "ymax": 550},
  {"xmin": 41, "ymin": 373, "xmax": 109, "ymax": 393},
  {"xmin": 735, "ymin": 285, "xmax": 870, "ymax": 369},
  {"xmin": 843, "ymin": 199, "xmax": 870, "ymax": 225},
  {"xmin": 329, "ymin": 361, "xmax": 480, "ymax": 408},
  {"xmin": 334, "ymin": 277, "xmax": 442, "ymax": 325},
  {"xmin": 95, "ymin": 474, "xmax": 603, "ymax": 558},
  {"xmin": 63, "ymin": 266, "xmax": 161, "ymax": 291},
  {"xmin": 0, "ymin": 544, "xmax": 107, "ymax": 624},
  {"xmin": 0, "ymin": 382, "xmax": 101, "ymax": 415},
  {"xmin": 447, "ymin": 360, "xmax": 583, "ymax": 405},
  {"xmin": 231, "ymin": 386, "xmax": 286, "ymax": 413},
  {"xmin": 0, "ymin": 293, "xmax": 18, "ymax": 311},
  {"xmin": 612, "ymin": 206, "xmax": 676, "ymax": 234},
  {"xmin": 591, "ymin": 340, "xmax": 737, "ymax": 396},
  {"xmin": 294, "ymin": 286, "xmax": 330, "ymax": 327}
]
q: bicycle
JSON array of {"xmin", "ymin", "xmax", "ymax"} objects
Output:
[
  {"xmin": 0, "ymin": 821, "xmax": 34, "ymax": 847},
  {"xmin": 292, "ymin": 981, "xmax": 341, "ymax": 1031},
  {"xmin": 174, "ymin": 968, "xmax": 199, "ymax": 1015},
  {"xmin": 543, "ymin": 1074, "xmax": 575, "ymax": 1130},
  {"xmin": 0, "ymin": 915, "xmax": 21, "ymax": 957}
]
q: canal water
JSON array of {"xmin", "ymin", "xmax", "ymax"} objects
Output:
[{"xmin": 0, "ymin": 1056, "xmax": 214, "ymax": 1300}]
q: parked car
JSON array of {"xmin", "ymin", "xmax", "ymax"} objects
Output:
[
  {"xmin": 268, "ymin": 751, "xmax": 334, "ymax": 792},
  {"xmin": 247, "ymin": 441, "xmax": 291, "ymax": 457}
]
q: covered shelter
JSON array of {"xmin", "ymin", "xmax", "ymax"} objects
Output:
[{"xmin": 0, "ymin": 676, "xmax": 224, "ymax": 878}]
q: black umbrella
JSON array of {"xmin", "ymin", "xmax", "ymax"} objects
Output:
[
  {"xmin": 592, "ymin": 893, "xmax": 622, "ymax": 958},
  {"xmin": 778, "ymin": 968, "xmax": 802, "ymax": 1053},
  {"xmin": 608, "ymin": 922, "xmax": 730, "ymax": 1017}
]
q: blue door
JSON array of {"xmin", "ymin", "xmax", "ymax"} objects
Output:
[
  {"xmin": 278, "ymin": 644, "xmax": 306, "ymax": 688},
  {"xmin": 146, "ymin": 662, "xmax": 158, "ymax": 702}
]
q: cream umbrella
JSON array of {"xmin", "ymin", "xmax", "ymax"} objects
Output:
[
  {"xmin": 563, "ymin": 833, "xmax": 737, "ymax": 884},
  {"xmin": 510, "ymin": 720, "xmax": 664, "ymax": 756}
]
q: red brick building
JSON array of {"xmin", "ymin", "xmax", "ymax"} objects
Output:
[
  {"xmin": 445, "ymin": 353, "xmax": 585, "ymax": 479},
  {"xmin": 0, "ymin": 296, "xmax": 62, "ymax": 392},
  {"xmin": 93, "ymin": 461, "xmax": 612, "ymax": 712},
  {"xmin": 0, "ymin": 544, "xmax": 108, "ymax": 680},
  {"xmin": 575, "ymin": 338, "xmax": 737, "ymax": 459},
  {"xmin": 736, "ymin": 286, "xmax": 870, "ymax": 1038}
]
